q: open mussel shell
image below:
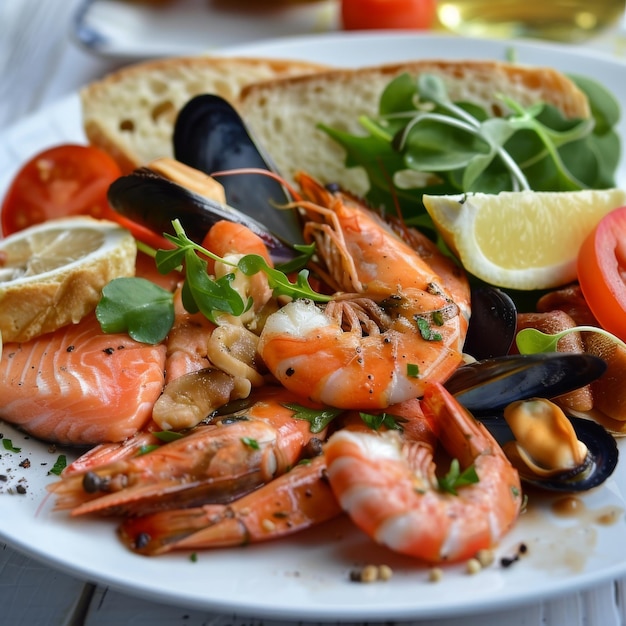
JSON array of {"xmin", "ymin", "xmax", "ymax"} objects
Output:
[
  {"xmin": 463, "ymin": 286, "xmax": 517, "ymax": 360},
  {"xmin": 173, "ymin": 94, "xmax": 303, "ymax": 245},
  {"xmin": 107, "ymin": 167, "xmax": 297, "ymax": 264},
  {"xmin": 479, "ymin": 414, "xmax": 618, "ymax": 492},
  {"xmin": 446, "ymin": 352, "xmax": 607, "ymax": 413}
]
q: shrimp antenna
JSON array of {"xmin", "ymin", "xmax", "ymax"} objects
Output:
[{"xmin": 210, "ymin": 168, "xmax": 303, "ymax": 202}]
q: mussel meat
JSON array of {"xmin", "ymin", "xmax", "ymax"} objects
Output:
[
  {"xmin": 173, "ymin": 94, "xmax": 303, "ymax": 246},
  {"xmin": 479, "ymin": 410, "xmax": 618, "ymax": 492},
  {"xmin": 445, "ymin": 353, "xmax": 617, "ymax": 492}
]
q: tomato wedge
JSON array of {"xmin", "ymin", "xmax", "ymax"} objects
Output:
[
  {"xmin": 1, "ymin": 144, "xmax": 122, "ymax": 236},
  {"xmin": 1, "ymin": 143, "xmax": 171, "ymax": 249},
  {"xmin": 340, "ymin": 0, "xmax": 437, "ymax": 30},
  {"xmin": 577, "ymin": 205, "xmax": 626, "ymax": 341}
]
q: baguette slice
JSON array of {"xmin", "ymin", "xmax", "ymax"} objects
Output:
[
  {"xmin": 81, "ymin": 56, "xmax": 330, "ymax": 173},
  {"xmin": 238, "ymin": 59, "xmax": 591, "ymax": 196}
]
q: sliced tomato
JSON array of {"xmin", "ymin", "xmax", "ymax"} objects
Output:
[
  {"xmin": 1, "ymin": 143, "xmax": 172, "ymax": 249},
  {"xmin": 340, "ymin": 0, "xmax": 437, "ymax": 30},
  {"xmin": 1, "ymin": 144, "xmax": 122, "ymax": 235},
  {"xmin": 577, "ymin": 205, "xmax": 626, "ymax": 341}
]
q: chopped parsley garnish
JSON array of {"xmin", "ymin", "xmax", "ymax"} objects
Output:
[
  {"xmin": 437, "ymin": 458, "xmax": 479, "ymax": 495},
  {"xmin": 359, "ymin": 412, "xmax": 405, "ymax": 431},
  {"xmin": 284, "ymin": 403, "xmax": 345, "ymax": 433},
  {"xmin": 48, "ymin": 454, "xmax": 67, "ymax": 476}
]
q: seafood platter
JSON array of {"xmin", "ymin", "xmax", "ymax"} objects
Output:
[{"xmin": 1, "ymin": 33, "xmax": 626, "ymax": 621}]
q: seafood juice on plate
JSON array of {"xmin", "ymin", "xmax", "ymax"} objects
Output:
[{"xmin": 1, "ymin": 33, "xmax": 626, "ymax": 620}]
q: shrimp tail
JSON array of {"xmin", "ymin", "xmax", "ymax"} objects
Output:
[{"xmin": 118, "ymin": 455, "xmax": 341, "ymax": 555}]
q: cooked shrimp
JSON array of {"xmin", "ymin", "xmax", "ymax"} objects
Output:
[
  {"xmin": 258, "ymin": 173, "xmax": 469, "ymax": 409},
  {"xmin": 47, "ymin": 386, "xmax": 328, "ymax": 516},
  {"xmin": 325, "ymin": 382, "xmax": 522, "ymax": 563},
  {"xmin": 203, "ymin": 219, "xmax": 277, "ymax": 329},
  {"xmin": 118, "ymin": 454, "xmax": 341, "ymax": 555}
]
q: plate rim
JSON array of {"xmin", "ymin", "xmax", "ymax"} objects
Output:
[{"xmin": 1, "ymin": 30, "xmax": 626, "ymax": 622}]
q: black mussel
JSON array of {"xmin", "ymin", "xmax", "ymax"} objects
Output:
[
  {"xmin": 478, "ymin": 412, "xmax": 618, "ymax": 492},
  {"xmin": 107, "ymin": 167, "xmax": 297, "ymax": 264},
  {"xmin": 463, "ymin": 286, "xmax": 517, "ymax": 360},
  {"xmin": 445, "ymin": 352, "xmax": 607, "ymax": 413},
  {"xmin": 173, "ymin": 94, "xmax": 303, "ymax": 246}
]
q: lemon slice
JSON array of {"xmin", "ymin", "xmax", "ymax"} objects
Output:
[
  {"xmin": 0, "ymin": 216, "xmax": 136, "ymax": 343},
  {"xmin": 423, "ymin": 189, "xmax": 626, "ymax": 290}
]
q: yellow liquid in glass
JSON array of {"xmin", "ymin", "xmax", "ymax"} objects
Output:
[{"xmin": 437, "ymin": 0, "xmax": 624, "ymax": 42}]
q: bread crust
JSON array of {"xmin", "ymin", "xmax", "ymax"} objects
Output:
[
  {"xmin": 81, "ymin": 56, "xmax": 329, "ymax": 173},
  {"xmin": 0, "ymin": 219, "xmax": 136, "ymax": 343}
]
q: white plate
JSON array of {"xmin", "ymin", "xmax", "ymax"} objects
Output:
[
  {"xmin": 1, "ymin": 33, "xmax": 626, "ymax": 622},
  {"xmin": 72, "ymin": 0, "xmax": 339, "ymax": 58}
]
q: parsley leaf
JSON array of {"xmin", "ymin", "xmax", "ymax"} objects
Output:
[
  {"xmin": 96, "ymin": 277, "xmax": 175, "ymax": 344},
  {"xmin": 96, "ymin": 219, "xmax": 330, "ymax": 343},
  {"xmin": 437, "ymin": 458, "xmax": 479, "ymax": 495},
  {"xmin": 2, "ymin": 439, "xmax": 21, "ymax": 453},
  {"xmin": 360, "ymin": 412, "xmax": 405, "ymax": 431},
  {"xmin": 48, "ymin": 455, "xmax": 67, "ymax": 476},
  {"xmin": 284, "ymin": 403, "xmax": 344, "ymax": 433}
]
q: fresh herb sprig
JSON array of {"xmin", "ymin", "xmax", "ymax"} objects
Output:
[
  {"xmin": 516, "ymin": 326, "xmax": 626, "ymax": 354},
  {"xmin": 96, "ymin": 219, "xmax": 330, "ymax": 344},
  {"xmin": 437, "ymin": 458, "xmax": 479, "ymax": 495},
  {"xmin": 319, "ymin": 72, "xmax": 620, "ymax": 220},
  {"xmin": 285, "ymin": 403, "xmax": 345, "ymax": 433}
]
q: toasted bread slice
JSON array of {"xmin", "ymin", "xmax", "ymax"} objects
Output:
[
  {"xmin": 81, "ymin": 56, "xmax": 330, "ymax": 173},
  {"xmin": 238, "ymin": 59, "xmax": 591, "ymax": 195}
]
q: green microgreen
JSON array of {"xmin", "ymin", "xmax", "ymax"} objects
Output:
[
  {"xmin": 407, "ymin": 363, "xmax": 420, "ymax": 378},
  {"xmin": 359, "ymin": 412, "xmax": 405, "ymax": 431},
  {"xmin": 415, "ymin": 316, "xmax": 443, "ymax": 341},
  {"xmin": 437, "ymin": 458, "xmax": 479, "ymax": 495},
  {"xmin": 284, "ymin": 403, "xmax": 345, "ymax": 433},
  {"xmin": 2, "ymin": 439, "xmax": 20, "ymax": 453},
  {"xmin": 96, "ymin": 220, "xmax": 329, "ymax": 344},
  {"xmin": 48, "ymin": 455, "xmax": 67, "ymax": 476},
  {"xmin": 319, "ymin": 72, "xmax": 619, "ymax": 220},
  {"xmin": 241, "ymin": 437, "xmax": 260, "ymax": 450},
  {"xmin": 516, "ymin": 326, "xmax": 626, "ymax": 354}
]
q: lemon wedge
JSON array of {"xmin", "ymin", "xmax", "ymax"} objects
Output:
[
  {"xmin": 423, "ymin": 189, "xmax": 626, "ymax": 290},
  {"xmin": 0, "ymin": 216, "xmax": 136, "ymax": 343}
]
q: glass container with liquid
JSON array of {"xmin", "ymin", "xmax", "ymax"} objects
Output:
[{"xmin": 436, "ymin": 0, "xmax": 625, "ymax": 42}]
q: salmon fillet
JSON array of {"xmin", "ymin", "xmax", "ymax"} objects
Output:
[{"xmin": 0, "ymin": 314, "xmax": 166, "ymax": 445}]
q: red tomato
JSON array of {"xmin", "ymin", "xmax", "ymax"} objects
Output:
[
  {"xmin": 1, "ymin": 144, "xmax": 122, "ymax": 236},
  {"xmin": 1, "ymin": 143, "xmax": 172, "ymax": 249},
  {"xmin": 577, "ymin": 206, "xmax": 626, "ymax": 341},
  {"xmin": 341, "ymin": 0, "xmax": 437, "ymax": 30}
]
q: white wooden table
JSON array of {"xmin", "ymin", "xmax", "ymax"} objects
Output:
[{"xmin": 2, "ymin": 1, "xmax": 626, "ymax": 624}]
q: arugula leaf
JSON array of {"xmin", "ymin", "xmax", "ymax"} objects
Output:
[
  {"xmin": 437, "ymin": 458, "xmax": 479, "ymax": 495},
  {"xmin": 238, "ymin": 254, "xmax": 331, "ymax": 302},
  {"xmin": 284, "ymin": 403, "xmax": 344, "ymax": 433},
  {"xmin": 96, "ymin": 277, "xmax": 175, "ymax": 345},
  {"xmin": 319, "ymin": 72, "xmax": 620, "ymax": 218},
  {"xmin": 97, "ymin": 220, "xmax": 329, "ymax": 343}
]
